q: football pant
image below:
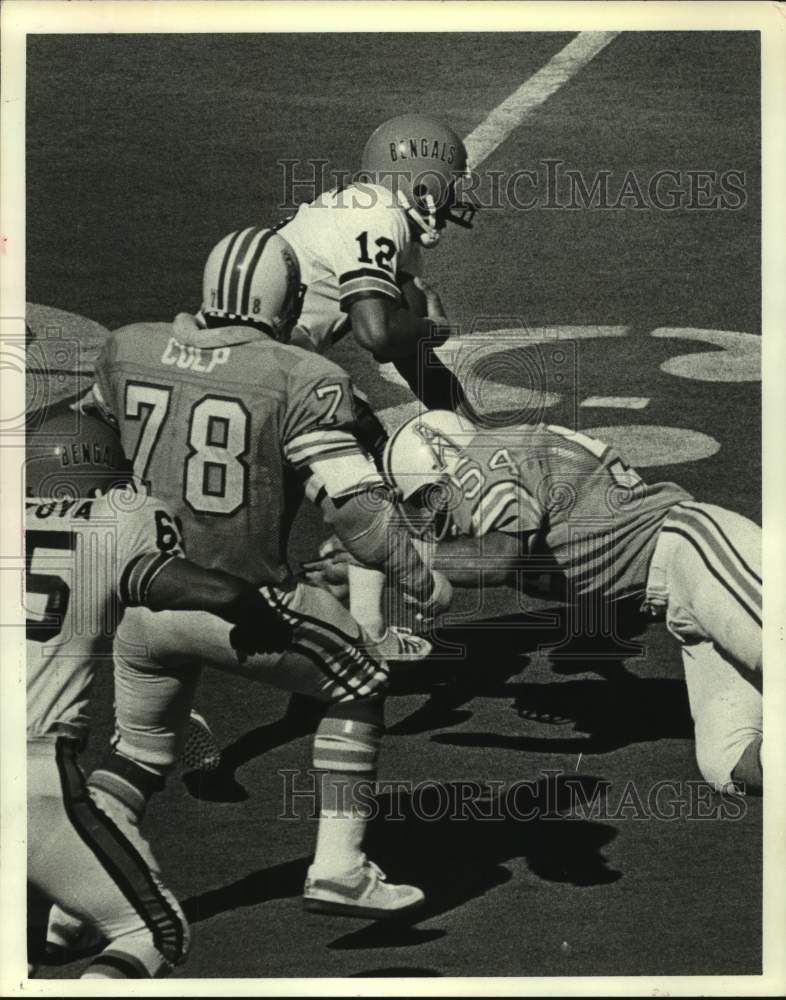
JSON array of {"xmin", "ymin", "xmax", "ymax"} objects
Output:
[
  {"xmin": 27, "ymin": 738, "xmax": 189, "ymax": 977},
  {"xmin": 112, "ymin": 583, "xmax": 389, "ymax": 775},
  {"xmin": 645, "ymin": 502, "xmax": 762, "ymax": 791}
]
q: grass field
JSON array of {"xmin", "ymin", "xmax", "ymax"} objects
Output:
[{"xmin": 26, "ymin": 31, "xmax": 762, "ymax": 978}]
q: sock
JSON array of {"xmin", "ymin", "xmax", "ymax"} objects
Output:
[
  {"xmin": 349, "ymin": 564, "xmax": 386, "ymax": 639},
  {"xmin": 88, "ymin": 750, "xmax": 165, "ymax": 824},
  {"xmin": 310, "ymin": 699, "xmax": 384, "ymax": 878},
  {"xmin": 731, "ymin": 735, "xmax": 763, "ymax": 794}
]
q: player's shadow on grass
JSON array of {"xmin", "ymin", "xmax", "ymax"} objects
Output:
[
  {"xmin": 180, "ymin": 856, "xmax": 308, "ymax": 925},
  {"xmin": 327, "ymin": 771, "xmax": 620, "ymax": 950},
  {"xmin": 179, "ymin": 772, "xmax": 619, "ymax": 944},
  {"xmin": 430, "ymin": 675, "xmax": 693, "ymax": 756},
  {"xmin": 189, "ymin": 601, "xmax": 665, "ymax": 799},
  {"xmin": 387, "ymin": 599, "xmax": 668, "ymax": 743}
]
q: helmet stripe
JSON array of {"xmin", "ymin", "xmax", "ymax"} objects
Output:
[
  {"xmin": 215, "ymin": 228, "xmax": 244, "ymax": 312},
  {"xmin": 239, "ymin": 229, "xmax": 274, "ymax": 317},
  {"xmin": 225, "ymin": 226, "xmax": 265, "ymax": 314}
]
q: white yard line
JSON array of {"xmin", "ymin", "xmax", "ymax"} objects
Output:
[{"xmin": 463, "ymin": 31, "xmax": 621, "ymax": 167}]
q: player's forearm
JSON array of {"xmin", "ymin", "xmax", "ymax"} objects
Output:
[
  {"xmin": 324, "ymin": 491, "xmax": 435, "ymax": 602},
  {"xmin": 433, "ymin": 532, "xmax": 524, "ymax": 586},
  {"xmin": 349, "ymin": 296, "xmax": 430, "ymax": 361},
  {"xmin": 144, "ymin": 558, "xmax": 265, "ymax": 624}
]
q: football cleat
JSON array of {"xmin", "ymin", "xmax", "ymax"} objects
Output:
[
  {"xmin": 372, "ymin": 626, "xmax": 432, "ymax": 662},
  {"xmin": 45, "ymin": 908, "xmax": 104, "ymax": 965},
  {"xmin": 181, "ymin": 709, "xmax": 222, "ymax": 772},
  {"xmin": 303, "ymin": 860, "xmax": 425, "ymax": 920}
]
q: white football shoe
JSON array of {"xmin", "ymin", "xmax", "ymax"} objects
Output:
[
  {"xmin": 303, "ymin": 859, "xmax": 425, "ymax": 919},
  {"xmin": 372, "ymin": 626, "xmax": 432, "ymax": 662}
]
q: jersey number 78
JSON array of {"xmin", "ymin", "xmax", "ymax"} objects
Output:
[{"xmin": 124, "ymin": 382, "xmax": 250, "ymax": 517}]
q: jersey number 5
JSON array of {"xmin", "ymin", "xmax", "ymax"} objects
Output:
[
  {"xmin": 26, "ymin": 530, "xmax": 76, "ymax": 642},
  {"xmin": 125, "ymin": 383, "xmax": 249, "ymax": 517}
]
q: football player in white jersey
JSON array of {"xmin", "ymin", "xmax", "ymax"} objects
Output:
[
  {"xmin": 279, "ymin": 114, "xmax": 475, "ymax": 383},
  {"xmin": 278, "ymin": 114, "xmax": 476, "ymax": 641},
  {"xmin": 311, "ymin": 409, "xmax": 763, "ymax": 795},
  {"xmin": 26, "ymin": 412, "xmax": 292, "ymax": 978}
]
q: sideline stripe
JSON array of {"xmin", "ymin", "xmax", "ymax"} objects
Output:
[{"xmin": 463, "ymin": 32, "xmax": 621, "ymax": 167}]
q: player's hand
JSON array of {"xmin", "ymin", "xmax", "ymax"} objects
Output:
[
  {"xmin": 227, "ymin": 593, "xmax": 294, "ymax": 658},
  {"xmin": 409, "ymin": 570, "xmax": 453, "ymax": 632},
  {"xmin": 413, "ymin": 277, "xmax": 449, "ymax": 324},
  {"xmin": 300, "ymin": 536, "xmax": 356, "ymax": 602}
]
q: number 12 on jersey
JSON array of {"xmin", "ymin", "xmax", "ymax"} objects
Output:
[{"xmin": 125, "ymin": 382, "xmax": 249, "ymax": 516}]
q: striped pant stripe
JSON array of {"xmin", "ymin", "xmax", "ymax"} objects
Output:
[
  {"xmin": 55, "ymin": 740, "xmax": 186, "ymax": 968},
  {"xmin": 661, "ymin": 526, "xmax": 761, "ymax": 628},
  {"xmin": 667, "ymin": 507, "xmax": 761, "ymax": 613},
  {"xmin": 265, "ymin": 588, "xmax": 387, "ymax": 700},
  {"xmin": 679, "ymin": 501, "xmax": 762, "ymax": 585}
]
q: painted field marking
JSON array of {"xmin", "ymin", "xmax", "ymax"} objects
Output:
[
  {"xmin": 463, "ymin": 31, "xmax": 622, "ymax": 167},
  {"xmin": 581, "ymin": 396, "xmax": 650, "ymax": 409},
  {"xmin": 651, "ymin": 328, "xmax": 760, "ymax": 382}
]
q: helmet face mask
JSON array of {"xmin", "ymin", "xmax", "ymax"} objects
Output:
[
  {"xmin": 397, "ymin": 476, "xmax": 457, "ymax": 543},
  {"xmin": 270, "ymin": 280, "xmax": 306, "ymax": 342},
  {"xmin": 361, "ymin": 115, "xmax": 477, "ymax": 248}
]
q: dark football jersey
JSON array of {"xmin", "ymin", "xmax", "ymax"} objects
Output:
[
  {"xmin": 94, "ymin": 313, "xmax": 374, "ymax": 585},
  {"xmin": 447, "ymin": 423, "xmax": 692, "ymax": 600}
]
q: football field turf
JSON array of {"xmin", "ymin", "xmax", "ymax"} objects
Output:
[{"xmin": 26, "ymin": 31, "xmax": 761, "ymax": 977}]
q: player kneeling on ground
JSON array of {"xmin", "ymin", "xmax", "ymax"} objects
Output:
[
  {"xmin": 313, "ymin": 410, "xmax": 763, "ymax": 795},
  {"xmin": 25, "ymin": 414, "xmax": 291, "ymax": 978}
]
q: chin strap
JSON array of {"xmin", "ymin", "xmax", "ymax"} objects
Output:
[{"xmin": 397, "ymin": 189, "xmax": 440, "ymax": 247}]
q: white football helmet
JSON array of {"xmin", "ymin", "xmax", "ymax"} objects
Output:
[
  {"xmin": 201, "ymin": 227, "xmax": 305, "ymax": 342},
  {"xmin": 382, "ymin": 410, "xmax": 475, "ymax": 540}
]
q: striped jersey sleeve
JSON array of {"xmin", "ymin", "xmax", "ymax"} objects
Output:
[
  {"xmin": 115, "ymin": 496, "xmax": 184, "ymax": 608},
  {"xmin": 331, "ymin": 200, "xmax": 410, "ymax": 312},
  {"xmin": 282, "ymin": 357, "xmax": 382, "ymax": 505}
]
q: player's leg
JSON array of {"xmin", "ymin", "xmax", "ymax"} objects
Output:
[
  {"xmin": 392, "ymin": 333, "xmax": 466, "ymax": 412},
  {"xmin": 680, "ymin": 642, "xmax": 762, "ymax": 792},
  {"xmin": 28, "ymin": 739, "xmax": 189, "ymax": 978},
  {"xmin": 342, "ymin": 390, "xmax": 432, "ymax": 657},
  {"xmin": 660, "ymin": 502, "xmax": 762, "ymax": 671},
  {"xmin": 266, "ymin": 584, "xmax": 423, "ymax": 917},
  {"xmin": 651, "ymin": 502, "xmax": 762, "ymax": 791},
  {"xmin": 102, "ymin": 587, "xmax": 424, "ymax": 917}
]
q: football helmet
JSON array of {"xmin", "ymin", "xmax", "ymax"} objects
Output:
[
  {"xmin": 382, "ymin": 410, "xmax": 475, "ymax": 540},
  {"xmin": 201, "ymin": 227, "xmax": 305, "ymax": 341},
  {"xmin": 26, "ymin": 412, "xmax": 133, "ymax": 499},
  {"xmin": 360, "ymin": 114, "xmax": 476, "ymax": 247}
]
